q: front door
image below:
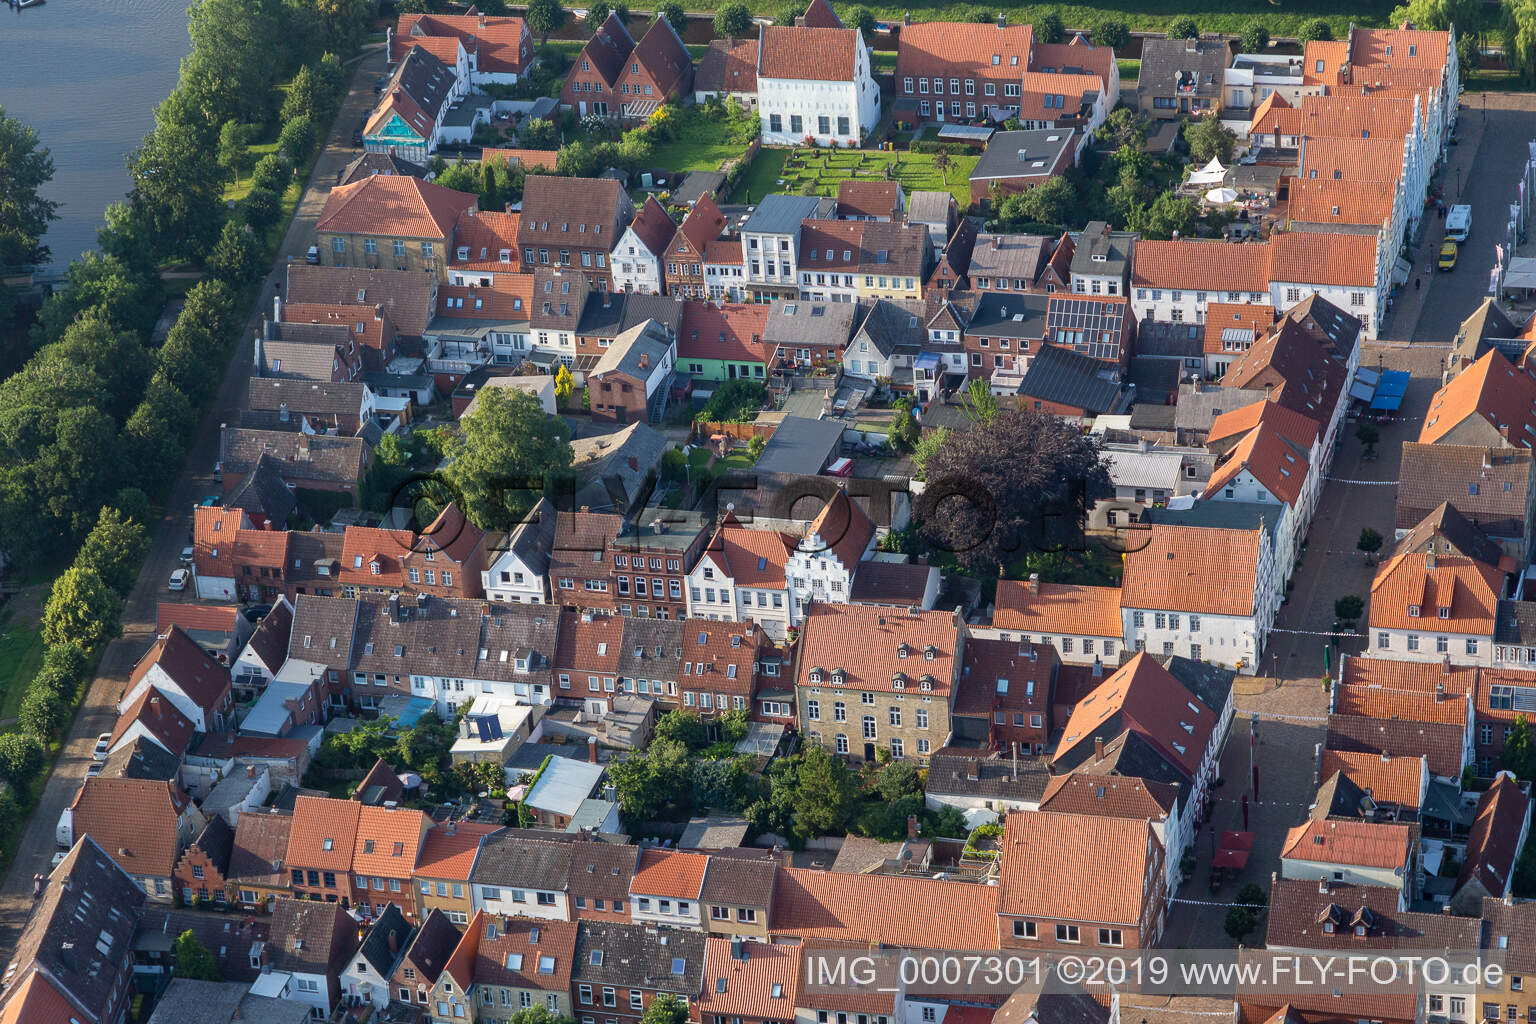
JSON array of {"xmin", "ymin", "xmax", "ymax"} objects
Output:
[{"xmin": 863, "ymin": 742, "xmax": 876, "ymax": 762}]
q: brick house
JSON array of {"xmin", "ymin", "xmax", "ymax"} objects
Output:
[
  {"xmin": 588, "ymin": 319, "xmax": 676, "ymax": 424},
  {"xmin": 286, "ymin": 795, "xmax": 361, "ymax": 906},
  {"xmin": 951, "ymin": 637, "xmax": 1059, "ymax": 756},
  {"xmin": 608, "ymin": 509, "xmax": 710, "ymax": 619},
  {"xmin": 571, "ymin": 921, "xmax": 706, "ymax": 1024},
  {"xmin": 893, "ymin": 17, "xmax": 1034, "ymax": 123},
  {"xmin": 551, "ymin": 511, "xmax": 625, "ymax": 611},
  {"xmin": 560, "ymin": 12, "xmax": 635, "ymax": 118},
  {"xmin": 619, "ymin": 18, "xmax": 695, "ymax": 119},
  {"xmin": 569, "ymin": 841, "xmax": 639, "ymax": 923},
  {"xmin": 518, "ymin": 175, "xmax": 635, "ymax": 289},
  {"xmin": 665, "ymin": 193, "xmax": 727, "ymax": 299},
  {"xmin": 401, "ymin": 501, "xmax": 489, "ymax": 599},
  {"xmin": 556, "ymin": 610, "xmax": 628, "ymax": 713},
  {"xmin": 677, "ymin": 618, "xmax": 764, "ymax": 723},
  {"xmin": 226, "ymin": 809, "xmax": 294, "ymax": 912},
  {"xmin": 351, "ymin": 804, "xmax": 432, "ymax": 922},
  {"xmin": 172, "ymin": 815, "xmax": 235, "ymax": 909},
  {"xmin": 692, "ymin": 937, "xmax": 802, "ymax": 1024},
  {"xmin": 390, "ymin": 908, "xmax": 463, "ymax": 1009}
]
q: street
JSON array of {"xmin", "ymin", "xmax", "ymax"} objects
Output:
[{"xmin": 0, "ymin": 45, "xmax": 389, "ymax": 958}]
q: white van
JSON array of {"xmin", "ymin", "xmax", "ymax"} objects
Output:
[
  {"xmin": 55, "ymin": 807, "xmax": 72, "ymax": 848},
  {"xmin": 1447, "ymin": 205, "xmax": 1472, "ymax": 243}
]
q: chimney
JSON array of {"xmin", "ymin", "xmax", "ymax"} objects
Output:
[
  {"xmin": 273, "ymin": 294, "xmax": 282, "ymax": 322},
  {"xmin": 906, "ymin": 814, "xmax": 920, "ymax": 839},
  {"xmin": 588, "ymin": 736, "xmax": 599, "ymax": 763},
  {"xmin": 388, "ymin": 928, "xmax": 401, "ymax": 955},
  {"xmin": 966, "ymin": 758, "xmax": 980, "ymax": 781},
  {"xmin": 996, "ymin": 11, "xmax": 1005, "ymax": 28},
  {"xmin": 1094, "ymin": 735, "xmax": 1104, "ymax": 760},
  {"xmin": 628, "ymin": 457, "xmax": 639, "ymax": 472},
  {"xmin": 730, "ymin": 935, "xmax": 744, "ymax": 960},
  {"xmin": 1091, "ymin": 656, "xmax": 1103, "ymax": 678},
  {"xmin": 1435, "ymin": 681, "xmax": 1445, "ymax": 702},
  {"xmin": 1426, "ymin": 552, "xmax": 1437, "ymax": 570},
  {"xmin": 1027, "ymin": 572, "xmax": 1040, "ymax": 593},
  {"xmin": 639, "ymin": 352, "xmax": 649, "ymax": 369},
  {"xmin": 246, "ymin": 765, "xmax": 256, "ymax": 779},
  {"xmin": 151, "ymin": 695, "xmax": 162, "ymax": 718},
  {"xmin": 1010, "ymin": 741, "xmax": 1018, "ymax": 780},
  {"xmin": 992, "ymin": 235, "xmax": 1001, "ymax": 250},
  {"xmin": 1442, "ymin": 655, "xmax": 1452, "ymax": 676},
  {"xmin": 902, "ymin": 9, "xmax": 909, "ymax": 24},
  {"xmin": 1319, "ymin": 877, "xmax": 1329, "ymax": 894}
]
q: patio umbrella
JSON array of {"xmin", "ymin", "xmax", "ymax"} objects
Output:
[{"xmin": 1205, "ymin": 187, "xmax": 1239, "ymax": 204}]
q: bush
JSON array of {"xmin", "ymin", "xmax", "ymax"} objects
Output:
[
  {"xmin": 242, "ymin": 186, "xmax": 282, "ymax": 230},
  {"xmin": 278, "ymin": 115, "xmax": 316, "ymax": 165},
  {"xmin": 1168, "ymin": 16, "xmax": 1199, "ymax": 39},
  {"xmin": 251, "ymin": 154, "xmax": 291, "ymax": 194},
  {"xmin": 698, "ymin": 380, "xmax": 767, "ymax": 423},
  {"xmin": 0, "ymin": 734, "xmax": 46, "ymax": 788}
]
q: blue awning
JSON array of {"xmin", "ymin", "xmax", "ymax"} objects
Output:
[
  {"xmin": 914, "ymin": 352, "xmax": 942, "ymax": 371},
  {"xmin": 1369, "ymin": 370, "xmax": 1410, "ymax": 411}
]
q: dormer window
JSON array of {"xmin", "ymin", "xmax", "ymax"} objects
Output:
[
  {"xmin": 809, "ymin": 668, "xmax": 824, "ymax": 684},
  {"xmin": 923, "ymin": 645, "xmax": 937, "ymax": 661},
  {"xmin": 897, "ymin": 643, "xmax": 909, "ymax": 659},
  {"xmin": 830, "ymin": 669, "xmax": 846, "ymax": 686},
  {"xmin": 1439, "ymin": 606, "xmax": 1451, "ymax": 619},
  {"xmin": 1408, "ymin": 604, "xmax": 1421, "ymax": 618},
  {"xmin": 892, "ymin": 672, "xmax": 906, "ymax": 690},
  {"xmin": 919, "ymin": 675, "xmax": 935, "ymax": 692}
]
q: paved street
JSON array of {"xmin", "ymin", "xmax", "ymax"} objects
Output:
[{"xmin": 0, "ymin": 46, "xmax": 388, "ymax": 959}]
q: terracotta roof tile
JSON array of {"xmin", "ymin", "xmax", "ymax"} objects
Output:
[
  {"xmin": 631, "ymin": 848, "xmax": 708, "ymax": 898},
  {"xmin": 679, "ymin": 301, "xmax": 772, "ymax": 366},
  {"xmin": 803, "ymin": 490, "xmax": 874, "ymax": 570},
  {"xmin": 1207, "ymin": 400, "xmax": 1320, "ymax": 450},
  {"xmin": 1325, "ymin": 714, "xmax": 1466, "ymax": 781},
  {"xmin": 1422, "ymin": 349, "xmax": 1536, "ymax": 447},
  {"xmin": 1334, "ymin": 656, "xmax": 1476, "ymax": 725},
  {"xmin": 1018, "ymin": 71, "xmax": 1103, "ymax": 121},
  {"xmin": 556, "ymin": 611, "xmax": 626, "ymax": 675},
  {"xmin": 759, "ymin": 25, "xmax": 856, "ymax": 81},
  {"xmin": 352, "ymin": 804, "xmax": 430, "ymax": 877},
  {"xmin": 480, "ymin": 147, "xmax": 559, "ymax": 171},
  {"xmin": 129, "ymin": 625, "xmax": 233, "ymax": 716},
  {"xmin": 393, "ymin": 13, "xmax": 533, "ymax": 74},
  {"xmin": 227, "ymin": 810, "xmax": 295, "ymax": 888},
  {"xmin": 1121, "ymin": 523, "xmax": 1261, "ymax": 617},
  {"xmin": 675, "ymin": 192, "xmax": 727, "ymax": 258},
  {"xmin": 836, "ymin": 181, "xmax": 903, "ymax": 221},
  {"xmin": 1054, "ymin": 652, "xmax": 1216, "ymax": 777},
  {"xmin": 627, "ymin": 195, "xmax": 678, "ymax": 261},
  {"xmin": 1265, "ymin": 878, "xmax": 1480, "ymax": 951},
  {"xmin": 631, "ymin": 17, "xmax": 693, "ymax": 97},
  {"xmin": 1222, "ymin": 318, "xmax": 1346, "ymax": 425},
  {"xmin": 1286, "ymin": 179, "xmax": 1397, "ymax": 230},
  {"xmin": 695, "ymin": 938, "xmax": 803, "ymax": 1019},
  {"xmin": 317, "ymin": 175, "xmax": 477, "ymax": 240},
  {"xmin": 993, "ymin": 579, "xmax": 1122, "ymax": 638},
  {"xmin": 680, "ymin": 619, "xmax": 761, "ymax": 699},
  {"xmin": 1459, "ymin": 773, "xmax": 1531, "ymax": 898},
  {"xmin": 1296, "ymin": 136, "xmax": 1407, "ymax": 188},
  {"xmin": 1203, "ymin": 418, "xmax": 1312, "ymax": 507},
  {"xmin": 769, "ymin": 866, "xmax": 1000, "ymax": 947},
  {"xmin": 70, "ymin": 776, "xmax": 191, "ymax": 879},
  {"xmin": 1280, "ymin": 818, "xmax": 1412, "ymax": 870},
  {"xmin": 416, "ymin": 822, "xmax": 498, "ymax": 881},
  {"xmin": 1037, "ymin": 772, "xmax": 1178, "ymax": 818},
  {"xmin": 695, "ymin": 36, "xmax": 759, "ymax": 94},
  {"xmin": 1131, "ymin": 239, "xmax": 1271, "ymax": 293},
  {"xmin": 1031, "ymin": 37, "xmax": 1118, "ymax": 90},
  {"xmin": 1350, "ymin": 27, "xmax": 1452, "ymax": 70},
  {"xmin": 288, "ymin": 795, "xmax": 362, "ymax": 873},
  {"xmin": 452, "ymin": 210, "xmax": 522, "ymax": 266},
  {"xmin": 999, "ymin": 810, "xmax": 1159, "ymax": 926},
  {"xmin": 798, "ymin": 0, "xmax": 842, "ymax": 28},
  {"xmin": 795, "ymin": 603, "xmax": 958, "ymax": 697},
  {"xmin": 1318, "ymin": 749, "xmax": 1424, "ymax": 808},
  {"xmin": 1269, "ymin": 231, "xmax": 1379, "ymax": 288},
  {"xmin": 155, "ymin": 603, "xmax": 240, "ymax": 636},
  {"xmin": 1202, "ymin": 302, "xmax": 1275, "ymax": 356},
  {"xmin": 894, "ymin": 20, "xmax": 1033, "ymax": 86},
  {"xmin": 703, "ymin": 519, "xmax": 792, "ymax": 587},
  {"xmin": 1367, "ymin": 551, "xmax": 1503, "ymax": 636},
  {"xmin": 471, "ymin": 915, "xmax": 579, "ymax": 992},
  {"xmin": 952, "ymin": 638, "xmax": 1057, "ymax": 717}
]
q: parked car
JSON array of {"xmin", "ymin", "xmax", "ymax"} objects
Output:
[
  {"xmin": 306, "ymin": 245, "xmax": 321, "ymax": 264},
  {"xmin": 169, "ymin": 568, "xmax": 191, "ymax": 592},
  {"xmin": 375, "ymin": 74, "xmax": 389, "ymax": 93},
  {"xmin": 242, "ymin": 604, "xmax": 273, "ymax": 624},
  {"xmin": 198, "ymin": 495, "xmax": 221, "ymax": 508},
  {"xmin": 84, "ymin": 760, "xmax": 104, "ymax": 779},
  {"xmin": 179, "ymin": 545, "xmax": 195, "ymax": 565},
  {"xmin": 352, "ymin": 127, "xmax": 363, "ymax": 146},
  {"xmin": 92, "ymin": 733, "xmax": 112, "ymax": 760},
  {"xmin": 1438, "ymin": 241, "xmax": 1459, "ymax": 271}
]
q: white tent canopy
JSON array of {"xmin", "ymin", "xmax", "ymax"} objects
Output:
[
  {"xmin": 1188, "ymin": 157, "xmax": 1227, "ymax": 186},
  {"xmin": 1505, "ymin": 256, "xmax": 1536, "ymax": 290},
  {"xmin": 1205, "ymin": 187, "xmax": 1238, "ymax": 204}
]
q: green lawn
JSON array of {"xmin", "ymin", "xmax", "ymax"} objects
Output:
[
  {"xmin": 0, "ymin": 607, "xmax": 44, "ymax": 729},
  {"xmin": 1117, "ymin": 58, "xmax": 1139, "ymax": 82},
  {"xmin": 224, "ymin": 140, "xmax": 282, "ymax": 203},
  {"xmin": 742, "ymin": 147, "xmax": 979, "ymax": 207},
  {"xmin": 647, "ymin": 108, "xmax": 760, "ymax": 179}
]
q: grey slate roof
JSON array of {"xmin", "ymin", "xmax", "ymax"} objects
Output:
[
  {"xmin": 507, "ymin": 497, "xmax": 558, "ymax": 578},
  {"xmin": 698, "ymin": 854, "xmax": 776, "ymax": 905},
  {"xmin": 743, "ymin": 194, "xmax": 832, "ymax": 235},
  {"xmin": 189, "ymin": 814, "xmax": 237, "ymax": 878},
  {"xmin": 618, "ymin": 616, "xmax": 685, "ymax": 681},
  {"xmin": 146, "ymin": 978, "xmax": 310, "ymax": 1024},
  {"xmin": 352, "ymin": 597, "xmax": 481, "ymax": 680},
  {"xmin": 1070, "ymin": 221, "xmax": 1135, "ymax": 281},
  {"xmin": 672, "ymin": 171, "xmax": 728, "ymax": 208},
  {"xmin": 100, "ymin": 735, "xmax": 181, "ymax": 782},
  {"xmin": 1496, "ymin": 600, "xmax": 1536, "ymax": 647},
  {"xmin": 1395, "ymin": 500, "xmax": 1507, "ymax": 568},
  {"xmin": 860, "ymin": 220, "xmax": 931, "ymax": 281},
  {"xmin": 1161, "ymin": 655, "xmax": 1234, "ymax": 722},
  {"xmin": 220, "ymin": 428, "xmax": 370, "ymax": 489},
  {"xmin": 571, "ymin": 920, "xmax": 706, "ymax": 991},
  {"xmin": 966, "ymin": 291, "xmax": 1048, "ymax": 340},
  {"xmin": 398, "ymin": 908, "xmax": 461, "ymax": 988},
  {"xmin": 1172, "ymin": 382, "xmax": 1271, "ymax": 436},
  {"xmin": 284, "ymin": 265, "xmax": 436, "ymax": 336},
  {"xmin": 966, "ymin": 233, "xmax": 1055, "ymax": 287},
  {"xmin": 906, "ymin": 190, "xmax": 954, "ymax": 227},
  {"xmin": 1018, "ymin": 343, "xmax": 1127, "ymax": 414},
  {"xmin": 970, "ymin": 129, "xmax": 1076, "ymax": 183},
  {"xmin": 592, "ymin": 319, "xmax": 674, "ymax": 381},
  {"xmin": 289, "ymin": 595, "xmax": 362, "ymax": 665},
  {"xmin": 1073, "ymin": 729, "xmax": 1191, "ymax": 815},
  {"xmin": 925, "ymin": 753, "xmax": 1052, "ymax": 802},
  {"xmin": 532, "ymin": 267, "xmax": 590, "ymax": 332},
  {"xmin": 387, "ymin": 45, "xmax": 458, "ymax": 133},
  {"xmin": 6, "ymin": 835, "xmax": 145, "ymax": 1021},
  {"xmin": 357, "ymin": 903, "xmax": 412, "ymax": 976},
  {"xmin": 762, "ymin": 299, "xmax": 859, "ymax": 349},
  {"xmin": 339, "ymin": 151, "xmax": 427, "ymax": 186},
  {"xmin": 1138, "ymin": 37, "xmax": 1232, "ymax": 102},
  {"xmin": 569, "ymin": 423, "xmax": 669, "ymax": 516},
  {"xmin": 567, "ymin": 841, "xmax": 639, "ymax": 902},
  {"xmin": 471, "ymin": 833, "xmax": 573, "ymax": 890},
  {"xmin": 267, "ymin": 899, "xmax": 359, "ymax": 977},
  {"xmin": 1311, "ymin": 769, "xmax": 1375, "ymax": 820},
  {"xmin": 1143, "ymin": 499, "xmax": 1276, "ymax": 533},
  {"xmin": 753, "ymin": 417, "xmax": 844, "ymax": 476},
  {"xmin": 849, "ymin": 559, "xmax": 936, "ymax": 605},
  {"xmin": 248, "ymin": 378, "xmax": 369, "ymax": 418},
  {"xmin": 258, "ymin": 338, "xmax": 346, "ymax": 381},
  {"xmin": 854, "ymin": 298, "xmax": 927, "ymax": 358},
  {"xmin": 225, "ymin": 454, "xmax": 297, "ymax": 528}
]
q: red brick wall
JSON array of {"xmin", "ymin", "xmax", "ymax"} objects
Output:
[
  {"xmin": 173, "ymin": 845, "xmax": 230, "ymax": 907},
  {"xmin": 591, "ymin": 371, "xmax": 650, "ymax": 423}
]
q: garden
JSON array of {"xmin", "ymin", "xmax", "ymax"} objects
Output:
[{"xmin": 736, "ymin": 144, "xmax": 978, "ymax": 207}]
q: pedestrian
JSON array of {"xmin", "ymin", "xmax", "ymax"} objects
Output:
[{"xmin": 1415, "ymin": 276, "xmax": 1421, "ymax": 291}]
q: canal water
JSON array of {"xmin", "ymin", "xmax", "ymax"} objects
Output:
[{"xmin": 2, "ymin": 0, "xmax": 190, "ymax": 265}]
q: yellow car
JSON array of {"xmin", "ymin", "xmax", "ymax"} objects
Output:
[{"xmin": 1438, "ymin": 241, "xmax": 1459, "ymax": 271}]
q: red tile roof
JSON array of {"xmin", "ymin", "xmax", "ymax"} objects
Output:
[
  {"xmin": 1130, "ymin": 239, "xmax": 1271, "ymax": 293},
  {"xmin": 993, "ymin": 579, "xmax": 1123, "ymax": 638},
  {"xmin": 769, "ymin": 867, "xmax": 1000, "ymax": 947},
  {"xmin": 1202, "ymin": 418, "xmax": 1312, "ymax": 507},
  {"xmin": 1031, "ymin": 37, "xmax": 1118, "ymax": 90},
  {"xmin": 680, "ymin": 618, "xmax": 762, "ymax": 698},
  {"xmin": 1206, "ymin": 400, "xmax": 1320, "ymax": 451},
  {"xmin": 352, "ymin": 804, "xmax": 430, "ymax": 878},
  {"xmin": 1018, "ymin": 71, "xmax": 1102, "ymax": 121},
  {"xmin": 71, "ymin": 776, "xmax": 192, "ymax": 879},
  {"xmin": 795, "ymin": 603, "xmax": 959, "ymax": 697},
  {"xmin": 1055, "ymin": 652, "xmax": 1216, "ymax": 777},
  {"xmin": 452, "ymin": 210, "xmax": 522, "ymax": 266},
  {"xmin": 1317, "ymin": 749, "xmax": 1424, "ymax": 808},
  {"xmin": 288, "ymin": 795, "xmax": 362, "ymax": 873},
  {"xmin": 1459, "ymin": 773, "xmax": 1530, "ymax": 898},
  {"xmin": 1269, "ymin": 231, "xmax": 1378, "ymax": 288},
  {"xmin": 1121, "ymin": 523, "xmax": 1261, "ymax": 617},
  {"xmin": 803, "ymin": 490, "xmax": 874, "ymax": 570},
  {"xmin": 678, "ymin": 301, "xmax": 772, "ymax": 366},
  {"xmin": 836, "ymin": 181, "xmax": 903, "ymax": 221},
  {"xmin": 480, "ymin": 147, "xmax": 560, "ymax": 171},
  {"xmin": 627, "ymin": 195, "xmax": 678, "ymax": 261},
  {"xmin": 155, "ymin": 603, "xmax": 240, "ymax": 636},
  {"xmin": 1349, "ymin": 27, "xmax": 1452, "ymax": 71},
  {"xmin": 128, "ymin": 625, "xmax": 232, "ymax": 717},
  {"xmin": 1286, "ymin": 178, "xmax": 1397, "ymax": 231},
  {"xmin": 1422, "ymin": 349, "xmax": 1536, "ymax": 447},
  {"xmin": 703, "ymin": 517, "xmax": 792, "ymax": 587},
  {"xmin": 339, "ymin": 526, "xmax": 414, "ymax": 587},
  {"xmin": 1367, "ymin": 551, "xmax": 1502, "ymax": 636},
  {"xmin": 317, "ymin": 175, "xmax": 478, "ymax": 241},
  {"xmin": 194, "ymin": 506, "xmax": 251, "ymax": 580},
  {"xmin": 436, "ymin": 275, "xmax": 534, "ymax": 321},
  {"xmin": 1202, "ymin": 302, "xmax": 1275, "ymax": 356},
  {"xmin": 675, "ymin": 192, "xmax": 728, "ymax": 258},
  {"xmin": 556, "ymin": 611, "xmax": 626, "ymax": 675},
  {"xmin": 393, "ymin": 12, "xmax": 533, "ymax": 74},
  {"xmin": 799, "ymin": 0, "xmax": 842, "ymax": 27},
  {"xmin": 952, "ymin": 638, "xmax": 1056, "ymax": 717},
  {"xmin": 1296, "ymin": 136, "xmax": 1407, "ymax": 188},
  {"xmin": 695, "ymin": 36, "xmax": 759, "ymax": 95},
  {"xmin": 1038, "ymin": 772, "xmax": 1178, "ymax": 818},
  {"xmin": 110, "ymin": 686, "xmax": 196, "ymax": 756},
  {"xmin": 695, "ymin": 937, "xmax": 803, "ymax": 1020},
  {"xmin": 632, "ymin": 848, "xmax": 709, "ymax": 898},
  {"xmin": 1280, "ymin": 818, "xmax": 1412, "ymax": 870},
  {"xmin": 999, "ymin": 810, "xmax": 1159, "ymax": 926},
  {"xmin": 471, "ymin": 916, "xmax": 579, "ymax": 992},
  {"xmin": 631, "ymin": 17, "xmax": 693, "ymax": 97},
  {"xmin": 1222, "ymin": 318, "xmax": 1345, "ymax": 426},
  {"xmin": 759, "ymin": 25, "xmax": 857, "ymax": 81},
  {"xmin": 1333, "ymin": 657, "xmax": 1475, "ymax": 726},
  {"xmin": 894, "ymin": 20, "xmax": 1033, "ymax": 86}
]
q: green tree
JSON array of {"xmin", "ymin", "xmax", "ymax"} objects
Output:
[
  {"xmin": 207, "ymin": 219, "xmax": 266, "ymax": 285},
  {"xmin": 774, "ymin": 0, "xmax": 805, "ymax": 25},
  {"xmin": 1357, "ymin": 527, "xmax": 1384, "ymax": 555},
  {"xmin": 278, "ymin": 114, "xmax": 316, "ymax": 165},
  {"xmin": 692, "ymin": 756, "xmax": 749, "ymax": 810},
  {"xmin": 521, "ymin": 117, "xmax": 559, "ymax": 150},
  {"xmin": 1394, "ymin": 0, "xmax": 1480, "ymax": 32},
  {"xmin": 76, "ymin": 507, "xmax": 151, "ymax": 596},
  {"xmin": 1334, "ymin": 595, "xmax": 1365, "ymax": 623},
  {"xmin": 281, "ymin": 64, "xmax": 330, "ymax": 124},
  {"xmin": 127, "ymin": 121, "xmax": 227, "ymax": 261},
  {"xmin": 252, "ymin": 153, "xmax": 292, "ymax": 194},
  {"xmin": 714, "ymin": 1, "xmax": 752, "ymax": 36},
  {"xmin": 1298, "ymin": 18, "xmax": 1334, "ymax": 43},
  {"xmin": 30, "ymin": 251, "xmax": 162, "ymax": 346},
  {"xmin": 0, "ymin": 107, "xmax": 60, "ymax": 270},
  {"xmin": 746, "ymin": 433, "xmax": 767, "ymax": 461},
  {"xmin": 873, "ymin": 760, "xmax": 921, "ymax": 802},
  {"xmin": 657, "ymin": 1, "xmax": 686, "ymax": 30},
  {"xmin": 1355, "ymin": 422, "xmax": 1380, "ymax": 453},
  {"xmin": 18, "ymin": 686, "xmax": 66, "ymax": 739},
  {"xmin": 242, "ymin": 186, "xmax": 282, "ymax": 231},
  {"xmin": 172, "ymin": 930, "xmax": 223, "ymax": 980},
  {"xmin": 845, "ymin": 5, "xmax": 876, "ymax": 36},
  {"xmin": 123, "ymin": 379, "xmax": 196, "ymax": 493},
  {"xmin": 1035, "ymin": 7, "xmax": 1065, "ymax": 43},
  {"xmin": 526, "ymin": 0, "xmax": 567, "ymax": 43},
  {"xmin": 1224, "ymin": 906, "xmax": 1258, "ymax": 941},
  {"xmin": 511, "ymin": 1007, "xmax": 579, "ymax": 1024},
  {"xmin": 1504, "ymin": 715, "xmax": 1536, "ymax": 779},
  {"xmin": 0, "ymin": 734, "xmax": 45, "ymax": 788},
  {"xmin": 653, "ymin": 709, "xmax": 707, "ymax": 749},
  {"xmin": 436, "ymin": 160, "xmax": 483, "ymax": 195},
  {"xmin": 1092, "ymin": 16, "xmax": 1130, "ymax": 51},
  {"xmin": 610, "ymin": 738, "xmax": 693, "ymax": 821},
  {"xmin": 1168, "ymin": 16, "xmax": 1200, "ymax": 39},
  {"xmin": 47, "ymin": 310, "xmax": 153, "ymax": 423},
  {"xmin": 791, "ymin": 746, "xmax": 856, "ymax": 837},
  {"xmin": 1185, "ymin": 116, "xmax": 1237, "ymax": 164},
  {"xmin": 959, "ymin": 377, "xmax": 1000, "ymax": 426},
  {"xmin": 1137, "ymin": 190, "xmax": 1199, "ymax": 240},
  {"xmin": 42, "ymin": 566, "xmax": 123, "ymax": 651},
  {"xmin": 1505, "ymin": 0, "xmax": 1536, "ymax": 83},
  {"xmin": 311, "ymin": 0, "xmax": 375, "ymax": 56},
  {"xmin": 642, "ymin": 995, "xmax": 690, "ymax": 1024},
  {"xmin": 1239, "ymin": 21, "xmax": 1270, "ymax": 53},
  {"xmin": 890, "ymin": 396, "xmax": 919, "ymax": 451},
  {"xmin": 114, "ymin": 487, "xmax": 152, "ymax": 527},
  {"xmin": 911, "ymin": 426, "xmax": 948, "ymax": 482},
  {"xmin": 179, "ymin": 0, "xmax": 284, "ymax": 125},
  {"xmin": 217, "ymin": 121, "xmax": 255, "ymax": 184},
  {"xmin": 1236, "ymin": 883, "xmax": 1268, "ymax": 907},
  {"xmin": 1003, "ymin": 174, "xmax": 1077, "ymax": 226},
  {"xmin": 443, "ymin": 386, "xmax": 574, "ymax": 529}
]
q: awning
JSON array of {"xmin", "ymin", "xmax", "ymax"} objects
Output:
[
  {"xmin": 1368, "ymin": 370, "xmax": 1410, "ymax": 411},
  {"xmin": 1213, "ymin": 830, "xmax": 1255, "ymax": 868},
  {"xmin": 529, "ymin": 350, "xmax": 560, "ymax": 367},
  {"xmin": 937, "ymin": 123, "xmax": 994, "ymax": 143},
  {"xmin": 914, "ymin": 352, "xmax": 942, "ymax": 371},
  {"xmin": 1213, "ymin": 848, "xmax": 1250, "ymax": 869},
  {"xmin": 1506, "ymin": 256, "xmax": 1536, "ymax": 290},
  {"xmin": 1188, "ymin": 157, "xmax": 1228, "ymax": 186},
  {"xmin": 1394, "ymin": 256, "xmax": 1412, "ymax": 285}
]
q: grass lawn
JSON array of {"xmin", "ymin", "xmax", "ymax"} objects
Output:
[
  {"xmin": 1117, "ymin": 58, "xmax": 1139, "ymax": 82},
  {"xmin": 747, "ymin": 146, "xmax": 979, "ymax": 207},
  {"xmin": 224, "ymin": 140, "xmax": 282, "ymax": 203},
  {"xmin": 0, "ymin": 607, "xmax": 44, "ymax": 728},
  {"xmin": 735, "ymin": 148, "xmax": 789, "ymax": 204},
  {"xmin": 646, "ymin": 108, "xmax": 759, "ymax": 178}
]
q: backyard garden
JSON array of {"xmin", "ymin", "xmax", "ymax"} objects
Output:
[{"xmin": 736, "ymin": 145, "xmax": 978, "ymax": 206}]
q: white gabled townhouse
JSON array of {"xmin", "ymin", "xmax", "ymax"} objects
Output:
[{"xmin": 756, "ymin": 0, "xmax": 880, "ymax": 147}]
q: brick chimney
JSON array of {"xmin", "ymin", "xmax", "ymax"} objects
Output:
[
  {"xmin": 906, "ymin": 814, "xmax": 920, "ymax": 839},
  {"xmin": 1028, "ymin": 572, "xmax": 1040, "ymax": 593},
  {"xmin": 1094, "ymin": 735, "xmax": 1105, "ymax": 760},
  {"xmin": 588, "ymin": 736, "xmax": 599, "ymax": 763}
]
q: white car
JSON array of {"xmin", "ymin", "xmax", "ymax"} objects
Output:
[
  {"xmin": 179, "ymin": 545, "xmax": 195, "ymax": 565},
  {"xmin": 84, "ymin": 760, "xmax": 104, "ymax": 778},
  {"xmin": 169, "ymin": 568, "xmax": 190, "ymax": 591},
  {"xmin": 92, "ymin": 733, "xmax": 112, "ymax": 760},
  {"xmin": 50, "ymin": 852, "xmax": 66, "ymax": 870}
]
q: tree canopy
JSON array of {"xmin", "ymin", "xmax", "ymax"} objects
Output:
[
  {"xmin": 714, "ymin": 1, "xmax": 752, "ymax": 36},
  {"xmin": 441, "ymin": 386, "xmax": 573, "ymax": 530},
  {"xmin": 0, "ymin": 108, "xmax": 59, "ymax": 271},
  {"xmin": 172, "ymin": 930, "xmax": 223, "ymax": 979}
]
